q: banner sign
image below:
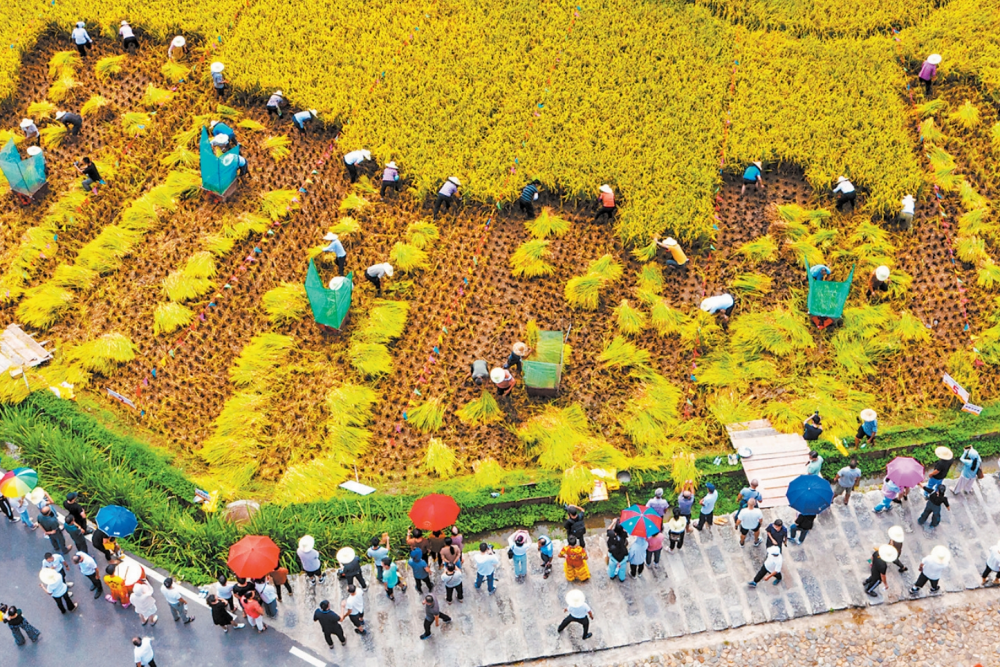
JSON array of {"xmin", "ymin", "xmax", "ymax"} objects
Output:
[{"xmin": 942, "ymin": 373, "xmax": 970, "ymax": 403}]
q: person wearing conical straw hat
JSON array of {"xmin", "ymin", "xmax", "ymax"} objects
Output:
[
  {"xmin": 364, "ymin": 262, "xmax": 393, "ymax": 296},
  {"xmin": 119, "ymin": 20, "xmax": 139, "ymax": 54},
  {"xmin": 918, "ymin": 483, "xmax": 951, "ymax": 529},
  {"xmin": 740, "ymin": 161, "xmax": 765, "ymax": 196},
  {"xmin": 868, "ymin": 265, "xmax": 890, "ymax": 299},
  {"xmin": 297, "ymin": 535, "xmax": 325, "ymax": 585},
  {"xmin": 833, "ymin": 175, "xmax": 857, "ymax": 212},
  {"xmin": 654, "ymin": 236, "xmax": 689, "ymax": 270},
  {"xmin": 381, "ymin": 160, "xmax": 400, "ymax": 197},
  {"xmin": 39, "ymin": 566, "xmax": 77, "ymax": 614},
  {"xmin": 19, "ymin": 118, "xmax": 39, "ymax": 144},
  {"xmin": 863, "ymin": 544, "xmax": 897, "ymax": 598},
  {"xmin": 557, "ymin": 589, "xmax": 593, "ymax": 639},
  {"xmin": 504, "ymin": 341, "xmax": 530, "ymax": 374},
  {"xmin": 336, "ymin": 547, "xmax": 367, "ymax": 590},
  {"xmin": 918, "ymin": 54, "xmax": 942, "ymax": 97},
  {"xmin": 897, "ymin": 194, "xmax": 916, "ymax": 231},
  {"xmin": 167, "ymin": 35, "xmax": 187, "ymax": 60},
  {"xmin": 887, "ymin": 525, "xmax": 908, "ymax": 573},
  {"xmin": 854, "ymin": 408, "xmax": 878, "ymax": 448},
  {"xmin": 71, "ymin": 21, "xmax": 94, "ymax": 58},
  {"xmin": 434, "ymin": 176, "xmax": 461, "ymax": 218},
  {"xmin": 924, "ymin": 446, "xmax": 954, "ymax": 496},
  {"xmin": 55, "ymin": 110, "xmax": 83, "ymax": 137},
  {"xmin": 322, "ymin": 232, "xmax": 347, "ymax": 275},
  {"xmin": 293, "ymin": 109, "xmax": 318, "ymax": 134},
  {"xmin": 910, "ymin": 545, "xmax": 950, "ymax": 595},
  {"xmin": 491, "ymin": 367, "xmax": 515, "ymax": 398},
  {"xmin": 266, "ymin": 90, "xmax": 285, "ymax": 119},
  {"xmin": 343, "ymin": 149, "xmax": 371, "ymax": 183},
  {"xmin": 594, "ymin": 184, "xmax": 617, "ymax": 223},
  {"xmin": 981, "ymin": 539, "xmax": 1000, "ymax": 585}
]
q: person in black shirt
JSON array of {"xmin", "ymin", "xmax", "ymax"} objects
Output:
[
  {"xmin": 74, "ymin": 157, "xmax": 102, "ymax": 191},
  {"xmin": 63, "ymin": 492, "xmax": 88, "ymax": 531},
  {"xmin": 606, "ymin": 520, "xmax": 629, "ymax": 582},
  {"xmin": 788, "ymin": 513, "xmax": 814, "ymax": 545},
  {"xmin": 64, "ymin": 515, "xmax": 88, "ymax": 553},
  {"xmin": 917, "ymin": 485, "xmax": 950, "ymax": 528},
  {"xmin": 924, "ymin": 447, "xmax": 954, "ymax": 496},
  {"xmin": 1, "ymin": 605, "xmax": 41, "ymax": 645},
  {"xmin": 563, "ymin": 504, "xmax": 587, "ymax": 548},
  {"xmin": 36, "ymin": 505, "xmax": 69, "ymax": 553},
  {"xmin": 765, "ymin": 519, "xmax": 788, "ymax": 551},
  {"xmin": 802, "ymin": 413, "xmax": 822, "ymax": 440},
  {"xmin": 863, "ymin": 545, "xmax": 894, "ymax": 597},
  {"xmin": 313, "ymin": 600, "xmax": 346, "ymax": 649}
]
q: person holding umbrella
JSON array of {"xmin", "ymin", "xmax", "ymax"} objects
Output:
[
  {"xmin": 788, "ymin": 512, "xmax": 815, "ymax": 545},
  {"xmin": 557, "ymin": 590, "xmax": 593, "ymax": 640},
  {"xmin": 785, "ymin": 473, "xmax": 833, "ymax": 545},
  {"xmin": 228, "ymin": 535, "xmax": 280, "ymax": 585},
  {"xmin": 886, "ymin": 456, "xmax": 924, "ymax": 504}
]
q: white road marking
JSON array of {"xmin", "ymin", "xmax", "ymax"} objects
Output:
[{"xmin": 289, "ymin": 646, "xmax": 327, "ymax": 667}]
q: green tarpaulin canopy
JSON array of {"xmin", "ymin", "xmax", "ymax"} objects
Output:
[
  {"xmin": 0, "ymin": 139, "xmax": 46, "ymax": 196},
  {"xmin": 305, "ymin": 259, "xmax": 353, "ymax": 329},
  {"xmin": 523, "ymin": 330, "xmax": 564, "ymax": 396},
  {"xmin": 199, "ymin": 127, "xmax": 240, "ymax": 196},
  {"xmin": 806, "ymin": 260, "xmax": 855, "ymax": 319}
]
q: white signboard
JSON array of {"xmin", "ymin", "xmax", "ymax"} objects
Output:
[
  {"xmin": 942, "ymin": 373, "xmax": 970, "ymax": 403},
  {"xmin": 961, "ymin": 402, "xmax": 983, "ymax": 416}
]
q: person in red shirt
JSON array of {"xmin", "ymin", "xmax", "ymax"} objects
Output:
[
  {"xmin": 594, "ymin": 184, "xmax": 616, "ymax": 223},
  {"xmin": 241, "ymin": 593, "xmax": 267, "ymax": 633}
]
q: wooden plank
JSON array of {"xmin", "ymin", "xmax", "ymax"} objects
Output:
[
  {"xmin": 726, "ymin": 419, "xmax": 771, "ymax": 433},
  {"xmin": 741, "ymin": 461, "xmax": 812, "ymax": 478}
]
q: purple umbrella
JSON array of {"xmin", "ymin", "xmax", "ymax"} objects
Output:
[{"xmin": 886, "ymin": 456, "xmax": 924, "ymax": 488}]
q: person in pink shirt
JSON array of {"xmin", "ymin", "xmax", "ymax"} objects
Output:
[
  {"xmin": 241, "ymin": 593, "xmax": 267, "ymax": 633},
  {"xmin": 645, "ymin": 530, "xmax": 664, "ymax": 567},
  {"xmin": 918, "ymin": 54, "xmax": 941, "ymax": 96}
]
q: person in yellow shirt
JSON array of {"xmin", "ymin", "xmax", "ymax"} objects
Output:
[
  {"xmin": 655, "ymin": 237, "xmax": 688, "ymax": 270},
  {"xmin": 104, "ymin": 565, "xmax": 131, "ymax": 608},
  {"xmin": 558, "ymin": 537, "xmax": 590, "ymax": 582}
]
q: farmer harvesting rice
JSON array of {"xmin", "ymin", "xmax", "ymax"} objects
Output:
[
  {"xmin": 293, "ymin": 109, "xmax": 318, "ymax": 133},
  {"xmin": 210, "ymin": 120, "xmax": 235, "ymax": 141},
  {"xmin": 322, "ymin": 233, "xmax": 347, "ymax": 275},
  {"xmin": 167, "ymin": 36, "xmax": 187, "ymax": 59},
  {"xmin": 364, "ymin": 263, "xmax": 393, "ymax": 296},
  {"xmin": 74, "ymin": 156, "xmax": 103, "ymax": 191},
  {"xmin": 470, "ymin": 359, "xmax": 490, "ymax": 385},
  {"xmin": 740, "ymin": 161, "xmax": 764, "ymax": 196},
  {"xmin": 210, "ymin": 62, "xmax": 227, "ymax": 98},
  {"xmin": 519, "ymin": 180, "xmax": 541, "ymax": 218},
  {"xmin": 809, "ymin": 264, "xmax": 830, "ymax": 280},
  {"xmin": 898, "ymin": 194, "xmax": 915, "ymax": 231},
  {"xmin": 20, "ymin": 118, "xmax": 38, "ymax": 143},
  {"xmin": 71, "ymin": 21, "xmax": 93, "ymax": 57},
  {"xmin": 119, "ymin": 20, "xmax": 140, "ymax": 53},
  {"xmin": 266, "ymin": 90, "xmax": 285, "ymax": 118},
  {"xmin": 381, "ymin": 161, "xmax": 400, "ymax": 197},
  {"xmin": 433, "ymin": 177, "xmax": 461, "ymax": 217},
  {"xmin": 343, "ymin": 149, "xmax": 371, "ymax": 183},
  {"xmin": 491, "ymin": 367, "xmax": 515, "ymax": 397},
  {"xmin": 504, "ymin": 342, "xmax": 530, "ymax": 374},
  {"xmin": 594, "ymin": 184, "xmax": 616, "ymax": 223},
  {"xmin": 833, "ymin": 176, "xmax": 856, "ymax": 211},
  {"xmin": 700, "ymin": 293, "xmax": 735, "ymax": 327},
  {"xmin": 55, "ymin": 111, "xmax": 83, "ymax": 137},
  {"xmin": 654, "ymin": 236, "xmax": 688, "ymax": 269},
  {"xmin": 918, "ymin": 54, "xmax": 942, "ymax": 96},
  {"xmin": 868, "ymin": 265, "xmax": 890, "ymax": 298}
]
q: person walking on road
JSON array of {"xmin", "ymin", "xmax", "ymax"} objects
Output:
[
  {"xmin": 132, "ymin": 636, "xmax": 156, "ymax": 667},
  {"xmin": 71, "ymin": 21, "xmax": 93, "ymax": 57},
  {"xmin": 666, "ymin": 509, "xmax": 686, "ymax": 552},
  {"xmin": 694, "ymin": 483, "xmax": 718, "ymax": 532},
  {"xmin": 420, "ymin": 594, "xmax": 451, "ymax": 640},
  {"xmin": 888, "ymin": 525, "xmax": 908, "ymax": 573},
  {"xmin": 748, "ymin": 546, "xmax": 783, "ymax": 587},
  {"xmin": 313, "ymin": 600, "xmax": 346, "ymax": 649},
  {"xmin": 833, "ymin": 459, "xmax": 862, "ymax": 505},
  {"xmin": 43, "ymin": 552, "xmax": 72, "ymax": 585},
  {"xmin": 409, "ymin": 548, "xmax": 432, "ymax": 592},
  {"xmin": 788, "ymin": 512, "xmax": 815, "ymax": 545},
  {"xmin": 297, "ymin": 535, "xmax": 325, "ymax": 585},
  {"xmin": 72, "ymin": 552, "xmax": 102, "ymax": 597},
  {"xmin": 474, "ymin": 542, "xmax": 500, "ymax": 594},
  {"xmin": 39, "ymin": 568, "xmax": 76, "ymax": 614},
  {"xmin": 131, "ymin": 577, "xmax": 158, "ymax": 626},
  {"xmin": 910, "ymin": 546, "xmax": 950, "ymax": 596},
  {"xmin": 1, "ymin": 605, "xmax": 41, "ymax": 646},
  {"xmin": 563, "ymin": 504, "xmax": 588, "ymax": 548},
  {"xmin": 925, "ymin": 446, "xmax": 954, "ymax": 496},
  {"xmin": 538, "ymin": 535, "xmax": 554, "ymax": 579},
  {"xmin": 36, "ymin": 505, "xmax": 69, "ymax": 554},
  {"xmin": 981, "ymin": 539, "xmax": 1000, "ymax": 585},
  {"xmin": 607, "ymin": 520, "xmax": 629, "ymax": 582},
  {"xmin": 207, "ymin": 594, "xmax": 243, "ymax": 633},
  {"xmin": 647, "ymin": 487, "xmax": 669, "ymax": 518},
  {"xmin": 953, "ymin": 444, "xmax": 982, "ymax": 495},
  {"xmin": 557, "ymin": 590, "xmax": 593, "ymax": 640},
  {"xmin": 342, "ymin": 584, "xmax": 366, "ymax": 635},
  {"xmin": 337, "ymin": 547, "xmax": 367, "ymax": 590},
  {"xmin": 873, "ymin": 476, "xmax": 902, "ymax": 514},
  {"xmin": 863, "ymin": 544, "xmax": 896, "ymax": 598},
  {"xmin": 64, "ymin": 516, "xmax": 88, "ymax": 553},
  {"xmin": 162, "ymin": 578, "xmax": 194, "ymax": 624},
  {"xmin": 735, "ymin": 498, "xmax": 764, "ymax": 547},
  {"xmin": 442, "ymin": 562, "xmax": 464, "ymax": 603},
  {"xmin": 561, "ymin": 536, "xmax": 591, "ymax": 582},
  {"xmin": 918, "ymin": 485, "xmax": 950, "ymax": 529},
  {"xmin": 508, "ymin": 530, "xmax": 530, "ymax": 582}
]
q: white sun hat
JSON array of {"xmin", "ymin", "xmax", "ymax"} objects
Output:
[
  {"xmin": 930, "ymin": 545, "xmax": 951, "ymax": 565},
  {"xmin": 448, "ymin": 176, "xmax": 461, "ymax": 186},
  {"xmin": 384, "ymin": 264, "xmax": 393, "ymax": 277},
  {"xmin": 309, "ymin": 109, "xmax": 318, "ymax": 117},
  {"xmin": 386, "ymin": 161, "xmax": 397, "ymax": 169},
  {"xmin": 875, "ymin": 266, "xmax": 890, "ymax": 281},
  {"xmin": 20, "ymin": 118, "xmax": 33, "ymax": 128},
  {"xmin": 927, "ymin": 54, "xmax": 942, "ymax": 65},
  {"xmin": 664, "ymin": 237, "xmax": 678, "ymax": 247},
  {"xmin": 172, "ymin": 36, "xmax": 186, "ymax": 48},
  {"xmin": 210, "ymin": 62, "xmax": 224, "ymax": 73},
  {"xmin": 599, "ymin": 184, "xmax": 613, "ymax": 194},
  {"xmin": 837, "ymin": 176, "xmax": 848, "ymax": 184},
  {"xmin": 120, "ymin": 20, "xmax": 129, "ymax": 26},
  {"xmin": 211, "ymin": 134, "xmax": 229, "ymax": 147},
  {"xmin": 490, "ymin": 368, "xmax": 506, "ymax": 384},
  {"xmin": 860, "ymin": 409, "xmax": 877, "ymax": 422},
  {"xmin": 298, "ymin": 535, "xmax": 315, "ymax": 551},
  {"xmin": 39, "ymin": 568, "xmax": 61, "ymax": 585},
  {"xmin": 323, "ymin": 232, "xmax": 338, "ymax": 241},
  {"xmin": 878, "ymin": 544, "xmax": 898, "ymax": 563},
  {"xmin": 26, "ymin": 146, "xmax": 42, "ymax": 156},
  {"xmin": 888, "ymin": 525, "xmax": 905, "ymax": 543},
  {"xmin": 328, "ymin": 276, "xmax": 346, "ymax": 290},
  {"xmin": 274, "ymin": 89, "xmax": 283, "ymax": 96},
  {"xmin": 336, "ymin": 547, "xmax": 356, "ymax": 565},
  {"xmin": 565, "ymin": 590, "xmax": 586, "ymax": 607},
  {"xmin": 76, "ymin": 21, "xmax": 85, "ymax": 27},
  {"xmin": 934, "ymin": 446, "xmax": 953, "ymax": 461},
  {"xmin": 902, "ymin": 194, "xmax": 915, "ymax": 204},
  {"xmin": 55, "ymin": 111, "xmax": 66, "ymax": 120}
]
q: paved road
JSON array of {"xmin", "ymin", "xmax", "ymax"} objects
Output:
[{"xmin": 0, "ymin": 513, "xmax": 327, "ymax": 667}]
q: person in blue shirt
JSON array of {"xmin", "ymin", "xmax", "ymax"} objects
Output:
[
  {"xmin": 519, "ymin": 180, "xmax": 541, "ymax": 218},
  {"xmin": 740, "ymin": 161, "xmax": 765, "ymax": 196},
  {"xmin": 293, "ymin": 109, "xmax": 317, "ymax": 133},
  {"xmin": 809, "ymin": 264, "xmax": 831, "ymax": 281},
  {"xmin": 854, "ymin": 409, "xmax": 877, "ymax": 448},
  {"xmin": 409, "ymin": 548, "xmax": 432, "ymax": 593},
  {"xmin": 537, "ymin": 535, "xmax": 554, "ymax": 579},
  {"xmin": 236, "ymin": 155, "xmax": 249, "ymax": 178},
  {"xmin": 322, "ymin": 233, "xmax": 347, "ymax": 275}
]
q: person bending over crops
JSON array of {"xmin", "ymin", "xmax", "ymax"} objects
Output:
[
  {"xmin": 210, "ymin": 62, "xmax": 227, "ymax": 98},
  {"xmin": 833, "ymin": 176, "xmax": 856, "ymax": 211},
  {"xmin": 266, "ymin": 90, "xmax": 285, "ymax": 118},
  {"xmin": 74, "ymin": 157, "xmax": 103, "ymax": 192},
  {"xmin": 168, "ymin": 36, "xmax": 187, "ymax": 60},
  {"xmin": 381, "ymin": 161, "xmax": 400, "ymax": 197},
  {"xmin": 343, "ymin": 149, "xmax": 371, "ymax": 183},
  {"xmin": 19, "ymin": 118, "xmax": 38, "ymax": 144},
  {"xmin": 897, "ymin": 195, "xmax": 915, "ymax": 231},
  {"xmin": 322, "ymin": 233, "xmax": 347, "ymax": 275},
  {"xmin": 490, "ymin": 367, "xmax": 515, "ymax": 398},
  {"xmin": 55, "ymin": 111, "xmax": 83, "ymax": 137},
  {"xmin": 119, "ymin": 21, "xmax": 139, "ymax": 54},
  {"xmin": 918, "ymin": 54, "xmax": 941, "ymax": 97},
  {"xmin": 236, "ymin": 155, "xmax": 249, "ymax": 178},
  {"xmin": 434, "ymin": 177, "xmax": 461, "ymax": 217},
  {"xmin": 71, "ymin": 21, "xmax": 93, "ymax": 58},
  {"xmin": 867, "ymin": 265, "xmax": 890, "ymax": 299},
  {"xmin": 699, "ymin": 293, "xmax": 734, "ymax": 329},
  {"xmin": 504, "ymin": 342, "xmax": 530, "ymax": 374},
  {"xmin": 519, "ymin": 180, "xmax": 541, "ymax": 218},
  {"xmin": 655, "ymin": 236, "xmax": 688, "ymax": 270},
  {"xmin": 470, "ymin": 359, "xmax": 490, "ymax": 385},
  {"xmin": 809, "ymin": 264, "xmax": 830, "ymax": 281},
  {"xmin": 364, "ymin": 263, "xmax": 393, "ymax": 295},
  {"xmin": 293, "ymin": 109, "xmax": 318, "ymax": 134},
  {"xmin": 594, "ymin": 184, "xmax": 616, "ymax": 223},
  {"xmin": 740, "ymin": 161, "xmax": 764, "ymax": 196}
]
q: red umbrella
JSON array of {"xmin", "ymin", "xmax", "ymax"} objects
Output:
[
  {"xmin": 619, "ymin": 504, "xmax": 663, "ymax": 538},
  {"xmin": 886, "ymin": 456, "xmax": 925, "ymax": 488},
  {"xmin": 408, "ymin": 494, "xmax": 460, "ymax": 531},
  {"xmin": 227, "ymin": 535, "xmax": 280, "ymax": 579}
]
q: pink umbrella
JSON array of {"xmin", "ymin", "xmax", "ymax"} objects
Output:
[{"xmin": 886, "ymin": 456, "xmax": 924, "ymax": 488}]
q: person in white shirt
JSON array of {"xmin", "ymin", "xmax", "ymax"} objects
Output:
[
  {"xmin": 293, "ymin": 109, "xmax": 317, "ymax": 133},
  {"xmin": 266, "ymin": 90, "xmax": 285, "ymax": 118},
  {"xmin": 557, "ymin": 590, "xmax": 593, "ymax": 639},
  {"xmin": 441, "ymin": 562, "xmax": 464, "ymax": 603},
  {"xmin": 132, "ymin": 636, "xmax": 155, "ymax": 667},
  {"xmin": 833, "ymin": 175, "xmax": 856, "ymax": 211},
  {"xmin": 341, "ymin": 584, "xmax": 366, "ymax": 635},
  {"xmin": 162, "ymin": 577, "xmax": 194, "ymax": 624},
  {"xmin": 71, "ymin": 21, "xmax": 93, "ymax": 57},
  {"xmin": 911, "ymin": 546, "xmax": 950, "ymax": 595},
  {"xmin": 119, "ymin": 20, "xmax": 139, "ymax": 54},
  {"xmin": 20, "ymin": 118, "xmax": 39, "ymax": 144},
  {"xmin": 433, "ymin": 177, "xmax": 461, "ymax": 217},
  {"xmin": 473, "ymin": 542, "xmax": 500, "ymax": 595},
  {"xmin": 748, "ymin": 546, "xmax": 783, "ymax": 587},
  {"xmin": 256, "ymin": 577, "xmax": 278, "ymax": 618},
  {"xmin": 73, "ymin": 552, "xmax": 103, "ymax": 597},
  {"xmin": 700, "ymin": 293, "xmax": 735, "ymax": 328},
  {"xmin": 297, "ymin": 535, "xmax": 325, "ymax": 584},
  {"xmin": 897, "ymin": 194, "xmax": 915, "ymax": 230},
  {"xmin": 735, "ymin": 498, "xmax": 764, "ymax": 547},
  {"xmin": 364, "ymin": 263, "xmax": 393, "ymax": 296},
  {"xmin": 343, "ymin": 149, "xmax": 371, "ymax": 183},
  {"xmin": 981, "ymin": 539, "xmax": 1000, "ymax": 585}
]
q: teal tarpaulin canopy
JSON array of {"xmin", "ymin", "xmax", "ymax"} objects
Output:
[
  {"xmin": 0, "ymin": 139, "xmax": 46, "ymax": 196},
  {"xmin": 199, "ymin": 127, "xmax": 240, "ymax": 195},
  {"xmin": 305, "ymin": 259, "xmax": 353, "ymax": 329},
  {"xmin": 806, "ymin": 260, "xmax": 855, "ymax": 319},
  {"xmin": 523, "ymin": 330, "xmax": 564, "ymax": 397}
]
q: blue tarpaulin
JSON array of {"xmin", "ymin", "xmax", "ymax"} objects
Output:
[
  {"xmin": 199, "ymin": 127, "xmax": 239, "ymax": 195},
  {"xmin": 0, "ymin": 139, "xmax": 46, "ymax": 196}
]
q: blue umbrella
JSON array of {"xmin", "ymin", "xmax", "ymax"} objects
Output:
[
  {"xmin": 619, "ymin": 504, "xmax": 662, "ymax": 538},
  {"xmin": 785, "ymin": 475, "xmax": 834, "ymax": 514},
  {"xmin": 96, "ymin": 505, "xmax": 137, "ymax": 538}
]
